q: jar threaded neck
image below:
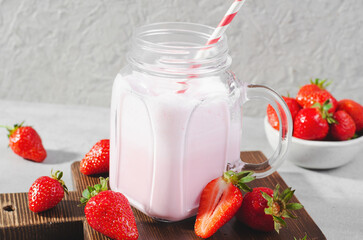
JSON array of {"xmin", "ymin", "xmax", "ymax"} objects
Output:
[{"xmin": 127, "ymin": 22, "xmax": 232, "ymax": 78}]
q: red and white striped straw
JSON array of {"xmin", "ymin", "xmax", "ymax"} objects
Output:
[
  {"xmin": 177, "ymin": 0, "xmax": 246, "ymax": 93},
  {"xmin": 206, "ymin": 0, "xmax": 246, "ymax": 46},
  {"xmin": 194, "ymin": 0, "xmax": 246, "ymax": 60}
]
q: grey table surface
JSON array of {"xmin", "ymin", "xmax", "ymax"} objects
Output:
[{"xmin": 0, "ymin": 99, "xmax": 362, "ymax": 240}]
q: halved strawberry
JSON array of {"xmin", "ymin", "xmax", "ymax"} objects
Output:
[{"xmin": 194, "ymin": 171, "xmax": 254, "ymax": 238}]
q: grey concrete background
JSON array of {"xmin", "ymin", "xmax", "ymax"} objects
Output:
[{"xmin": 1, "ymin": 0, "xmax": 363, "ymax": 116}]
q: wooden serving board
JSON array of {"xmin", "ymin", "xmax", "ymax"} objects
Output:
[{"xmin": 0, "ymin": 151, "xmax": 326, "ymax": 240}]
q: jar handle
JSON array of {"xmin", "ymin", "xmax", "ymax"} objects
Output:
[{"xmin": 227, "ymin": 84, "xmax": 293, "ymax": 178}]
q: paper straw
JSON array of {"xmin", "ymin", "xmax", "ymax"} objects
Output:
[
  {"xmin": 177, "ymin": 0, "xmax": 247, "ymax": 93},
  {"xmin": 208, "ymin": 0, "xmax": 245, "ymax": 44},
  {"xmin": 196, "ymin": 0, "xmax": 246, "ymax": 59}
]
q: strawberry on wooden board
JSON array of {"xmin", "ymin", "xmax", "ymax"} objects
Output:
[
  {"xmin": 336, "ymin": 99, "xmax": 363, "ymax": 132},
  {"xmin": 80, "ymin": 139, "xmax": 109, "ymax": 175},
  {"xmin": 296, "ymin": 78, "xmax": 337, "ymax": 113},
  {"xmin": 1, "ymin": 122, "xmax": 47, "ymax": 162},
  {"xmin": 28, "ymin": 170, "xmax": 68, "ymax": 213},
  {"xmin": 267, "ymin": 96, "xmax": 301, "ymax": 130},
  {"xmin": 194, "ymin": 171, "xmax": 255, "ymax": 239},
  {"xmin": 80, "ymin": 177, "xmax": 139, "ymax": 240},
  {"xmin": 293, "ymin": 101, "xmax": 334, "ymax": 140},
  {"xmin": 330, "ymin": 110, "xmax": 356, "ymax": 141},
  {"xmin": 236, "ymin": 184, "xmax": 303, "ymax": 233}
]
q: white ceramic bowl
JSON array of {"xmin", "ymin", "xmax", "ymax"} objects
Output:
[{"xmin": 264, "ymin": 117, "xmax": 363, "ymax": 169}]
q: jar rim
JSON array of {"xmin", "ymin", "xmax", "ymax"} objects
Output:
[
  {"xmin": 128, "ymin": 22, "xmax": 231, "ymax": 78},
  {"xmin": 132, "ymin": 22, "xmax": 227, "ymax": 51}
]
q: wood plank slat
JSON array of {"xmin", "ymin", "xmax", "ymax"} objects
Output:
[{"xmin": 0, "ymin": 191, "xmax": 84, "ymax": 239}]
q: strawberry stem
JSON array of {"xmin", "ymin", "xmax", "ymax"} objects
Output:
[
  {"xmin": 223, "ymin": 170, "xmax": 255, "ymax": 193},
  {"xmin": 262, "ymin": 184, "xmax": 303, "ymax": 233},
  {"xmin": 51, "ymin": 170, "xmax": 69, "ymax": 195},
  {"xmin": 312, "ymin": 100, "xmax": 336, "ymax": 124},
  {"xmin": 1, "ymin": 122, "xmax": 25, "ymax": 138},
  {"xmin": 310, "ymin": 78, "xmax": 331, "ymax": 90},
  {"xmin": 79, "ymin": 177, "xmax": 109, "ymax": 206},
  {"xmin": 294, "ymin": 234, "xmax": 308, "ymax": 240}
]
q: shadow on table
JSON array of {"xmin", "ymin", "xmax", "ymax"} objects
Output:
[{"xmin": 43, "ymin": 149, "xmax": 80, "ymax": 164}]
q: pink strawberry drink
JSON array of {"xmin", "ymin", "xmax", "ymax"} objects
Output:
[{"xmin": 110, "ymin": 23, "xmax": 292, "ymax": 222}]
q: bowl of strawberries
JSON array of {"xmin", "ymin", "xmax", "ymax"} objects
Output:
[{"xmin": 264, "ymin": 79, "xmax": 363, "ymax": 169}]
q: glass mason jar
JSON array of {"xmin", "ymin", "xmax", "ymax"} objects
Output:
[{"xmin": 110, "ymin": 22, "xmax": 292, "ymax": 222}]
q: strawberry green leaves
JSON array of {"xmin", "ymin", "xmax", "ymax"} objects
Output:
[
  {"xmin": 51, "ymin": 170, "xmax": 68, "ymax": 195},
  {"xmin": 262, "ymin": 184, "xmax": 303, "ymax": 233},
  {"xmin": 223, "ymin": 170, "xmax": 255, "ymax": 193},
  {"xmin": 80, "ymin": 177, "xmax": 109, "ymax": 205}
]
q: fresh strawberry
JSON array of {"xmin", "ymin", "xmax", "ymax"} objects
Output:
[
  {"xmin": 337, "ymin": 99, "xmax": 363, "ymax": 132},
  {"xmin": 194, "ymin": 171, "xmax": 254, "ymax": 238},
  {"xmin": 80, "ymin": 177, "xmax": 139, "ymax": 240},
  {"xmin": 80, "ymin": 139, "xmax": 109, "ymax": 175},
  {"xmin": 330, "ymin": 110, "xmax": 356, "ymax": 141},
  {"xmin": 28, "ymin": 170, "xmax": 68, "ymax": 212},
  {"xmin": 293, "ymin": 101, "xmax": 334, "ymax": 140},
  {"xmin": 296, "ymin": 78, "xmax": 337, "ymax": 113},
  {"xmin": 267, "ymin": 96, "xmax": 302, "ymax": 130},
  {"xmin": 308, "ymin": 90, "xmax": 337, "ymax": 113},
  {"xmin": 1, "ymin": 122, "xmax": 46, "ymax": 162},
  {"xmin": 296, "ymin": 78, "xmax": 324, "ymax": 107},
  {"xmin": 236, "ymin": 184, "xmax": 303, "ymax": 232}
]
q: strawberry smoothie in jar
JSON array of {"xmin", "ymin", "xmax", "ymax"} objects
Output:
[{"xmin": 110, "ymin": 22, "xmax": 292, "ymax": 222}]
